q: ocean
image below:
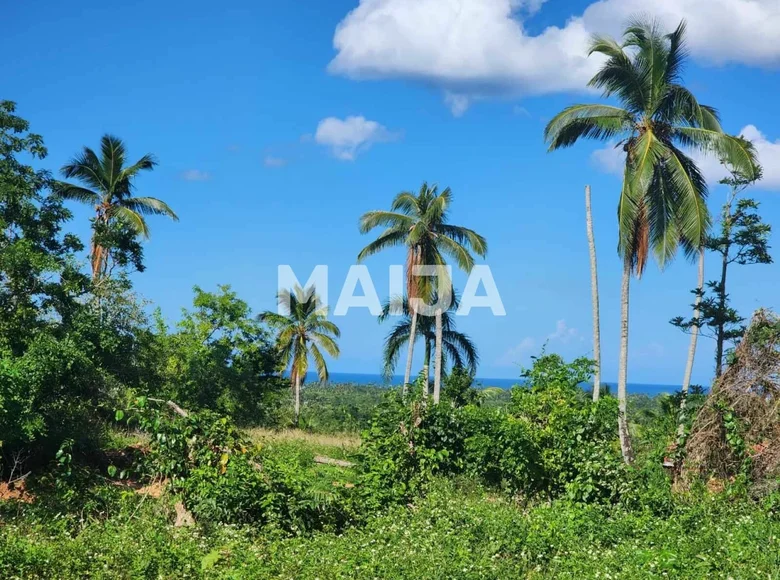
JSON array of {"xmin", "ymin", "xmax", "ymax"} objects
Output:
[{"xmin": 306, "ymin": 371, "xmax": 681, "ymax": 397}]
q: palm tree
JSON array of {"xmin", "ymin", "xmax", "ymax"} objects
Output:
[
  {"xmin": 585, "ymin": 185, "xmax": 602, "ymax": 401},
  {"xmin": 260, "ymin": 285, "xmax": 340, "ymax": 427},
  {"xmin": 54, "ymin": 134, "xmax": 178, "ymax": 279},
  {"xmin": 358, "ymin": 182, "xmax": 487, "ymax": 400},
  {"xmin": 544, "ymin": 19, "xmax": 757, "ymax": 463},
  {"xmin": 379, "ymin": 293, "xmax": 478, "ymax": 392}
]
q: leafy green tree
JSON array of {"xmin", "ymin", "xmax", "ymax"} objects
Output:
[
  {"xmin": 144, "ymin": 285, "xmax": 284, "ymax": 423},
  {"xmin": 358, "ymin": 182, "xmax": 487, "ymax": 401},
  {"xmin": 0, "ymin": 102, "xmax": 87, "ymax": 356},
  {"xmin": 260, "ymin": 286, "xmax": 340, "ymax": 426},
  {"xmin": 0, "ymin": 102, "xmax": 108, "ymax": 460},
  {"xmin": 441, "ymin": 365, "xmax": 481, "ymax": 408},
  {"xmin": 544, "ymin": 20, "xmax": 757, "ymax": 463},
  {"xmin": 54, "ymin": 135, "xmax": 178, "ymax": 280},
  {"xmin": 672, "ymin": 164, "xmax": 770, "ymax": 377},
  {"xmin": 378, "ymin": 292, "xmax": 478, "ymax": 389}
]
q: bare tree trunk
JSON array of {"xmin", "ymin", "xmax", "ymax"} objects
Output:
[
  {"xmin": 403, "ymin": 309, "xmax": 418, "ymax": 398},
  {"xmin": 294, "ymin": 372, "xmax": 301, "ymax": 427},
  {"xmin": 679, "ymin": 247, "xmax": 705, "ymax": 436},
  {"xmin": 585, "ymin": 185, "xmax": 602, "ymax": 401},
  {"xmin": 618, "ymin": 257, "xmax": 634, "ymax": 464},
  {"xmin": 433, "ymin": 308, "xmax": 443, "ymax": 404},
  {"xmin": 422, "ymin": 339, "xmax": 431, "ymax": 398}
]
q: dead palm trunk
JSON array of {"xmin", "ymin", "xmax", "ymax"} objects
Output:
[
  {"xmin": 433, "ymin": 308, "xmax": 443, "ymax": 403},
  {"xmin": 403, "ymin": 309, "xmax": 418, "ymax": 397},
  {"xmin": 585, "ymin": 185, "xmax": 602, "ymax": 401},
  {"xmin": 678, "ymin": 246, "xmax": 705, "ymax": 436},
  {"xmin": 293, "ymin": 372, "xmax": 302, "ymax": 427},
  {"xmin": 618, "ymin": 257, "xmax": 634, "ymax": 464}
]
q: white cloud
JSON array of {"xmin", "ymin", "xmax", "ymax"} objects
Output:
[
  {"xmin": 180, "ymin": 169, "xmax": 210, "ymax": 182},
  {"xmin": 591, "ymin": 142, "xmax": 624, "ymax": 175},
  {"xmin": 263, "ymin": 156, "xmax": 287, "ymax": 168},
  {"xmin": 736, "ymin": 125, "xmax": 780, "ymax": 190},
  {"xmin": 329, "ymin": 0, "xmax": 780, "ymax": 114},
  {"xmin": 444, "ymin": 92, "xmax": 471, "ymax": 117},
  {"xmin": 313, "ymin": 115, "xmax": 398, "ymax": 161},
  {"xmin": 592, "ymin": 125, "xmax": 780, "ymax": 191},
  {"xmin": 499, "ymin": 336, "xmax": 536, "ymax": 366},
  {"xmin": 548, "ymin": 319, "xmax": 581, "ymax": 344}
]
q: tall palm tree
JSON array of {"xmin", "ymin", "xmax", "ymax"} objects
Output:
[
  {"xmin": 544, "ymin": 19, "xmax": 757, "ymax": 463},
  {"xmin": 585, "ymin": 185, "xmax": 602, "ymax": 401},
  {"xmin": 54, "ymin": 134, "xmax": 178, "ymax": 279},
  {"xmin": 260, "ymin": 285, "xmax": 340, "ymax": 427},
  {"xmin": 378, "ymin": 293, "xmax": 478, "ymax": 394},
  {"xmin": 358, "ymin": 182, "xmax": 487, "ymax": 400}
]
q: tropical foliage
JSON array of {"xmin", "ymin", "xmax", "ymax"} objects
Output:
[
  {"xmin": 544, "ymin": 19, "xmax": 758, "ymax": 463},
  {"xmin": 54, "ymin": 135, "xmax": 178, "ymax": 279},
  {"xmin": 260, "ymin": 286, "xmax": 341, "ymax": 426},
  {"xmin": 1, "ymin": 16, "xmax": 778, "ymax": 578},
  {"xmin": 378, "ymin": 292, "xmax": 478, "ymax": 384},
  {"xmin": 358, "ymin": 182, "xmax": 487, "ymax": 397}
]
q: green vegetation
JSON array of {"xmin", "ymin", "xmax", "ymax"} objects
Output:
[
  {"xmin": 2, "ymin": 17, "xmax": 779, "ymax": 580},
  {"xmin": 358, "ymin": 181, "xmax": 487, "ymax": 398},
  {"xmin": 545, "ymin": 19, "xmax": 759, "ymax": 462}
]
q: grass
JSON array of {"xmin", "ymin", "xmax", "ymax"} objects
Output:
[
  {"xmin": 2, "ymin": 477, "xmax": 778, "ymax": 579},
  {"xmin": 246, "ymin": 428, "xmax": 360, "ymax": 460}
]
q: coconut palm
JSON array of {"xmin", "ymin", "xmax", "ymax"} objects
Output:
[
  {"xmin": 54, "ymin": 134, "xmax": 178, "ymax": 279},
  {"xmin": 358, "ymin": 182, "xmax": 487, "ymax": 400},
  {"xmin": 260, "ymin": 285, "xmax": 340, "ymax": 427},
  {"xmin": 544, "ymin": 19, "xmax": 757, "ymax": 463},
  {"xmin": 378, "ymin": 293, "xmax": 478, "ymax": 396}
]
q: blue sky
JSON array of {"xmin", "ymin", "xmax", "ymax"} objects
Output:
[{"xmin": 4, "ymin": 0, "xmax": 780, "ymax": 385}]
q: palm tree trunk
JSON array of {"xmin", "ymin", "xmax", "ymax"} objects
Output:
[
  {"xmin": 618, "ymin": 257, "xmax": 634, "ymax": 464},
  {"xmin": 403, "ymin": 309, "xmax": 418, "ymax": 398},
  {"xmin": 679, "ymin": 247, "xmax": 705, "ymax": 437},
  {"xmin": 433, "ymin": 308, "xmax": 443, "ymax": 404},
  {"xmin": 91, "ymin": 240, "xmax": 104, "ymax": 280},
  {"xmin": 422, "ymin": 339, "xmax": 431, "ymax": 398},
  {"xmin": 294, "ymin": 372, "xmax": 302, "ymax": 427},
  {"xmin": 585, "ymin": 185, "xmax": 602, "ymax": 401}
]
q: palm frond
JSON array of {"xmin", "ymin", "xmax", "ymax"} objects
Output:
[
  {"xmin": 108, "ymin": 205, "xmax": 150, "ymax": 237},
  {"xmin": 436, "ymin": 235, "xmax": 476, "ymax": 273},
  {"xmin": 122, "ymin": 197, "xmax": 179, "ymax": 220},
  {"xmin": 357, "ymin": 227, "xmax": 407, "ymax": 262},
  {"xmin": 665, "ymin": 145, "xmax": 710, "ymax": 257},
  {"xmin": 358, "ymin": 210, "xmax": 413, "ymax": 234},
  {"xmin": 100, "ymin": 134, "xmax": 127, "ymax": 190},
  {"xmin": 311, "ymin": 331, "xmax": 340, "ymax": 358},
  {"xmin": 544, "ymin": 105, "xmax": 633, "ymax": 150},
  {"xmin": 390, "ymin": 190, "xmax": 422, "ymax": 215},
  {"xmin": 51, "ymin": 182, "xmax": 101, "ymax": 205},
  {"xmin": 61, "ymin": 147, "xmax": 108, "ymax": 192},
  {"xmin": 586, "ymin": 39, "xmax": 647, "ymax": 112},
  {"xmin": 437, "ymin": 224, "xmax": 488, "ymax": 257},
  {"xmin": 309, "ymin": 342, "xmax": 329, "ymax": 383},
  {"xmin": 674, "ymin": 128, "xmax": 759, "ymax": 180}
]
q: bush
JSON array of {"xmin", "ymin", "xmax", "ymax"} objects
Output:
[
  {"xmin": 358, "ymin": 354, "xmax": 629, "ymax": 506},
  {"xmin": 122, "ymin": 398, "xmax": 351, "ymax": 533}
]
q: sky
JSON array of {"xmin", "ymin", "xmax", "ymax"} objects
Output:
[{"xmin": 3, "ymin": 0, "xmax": 780, "ymax": 385}]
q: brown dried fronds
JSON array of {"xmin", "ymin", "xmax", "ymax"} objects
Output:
[{"xmin": 683, "ymin": 309, "xmax": 780, "ymax": 490}]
